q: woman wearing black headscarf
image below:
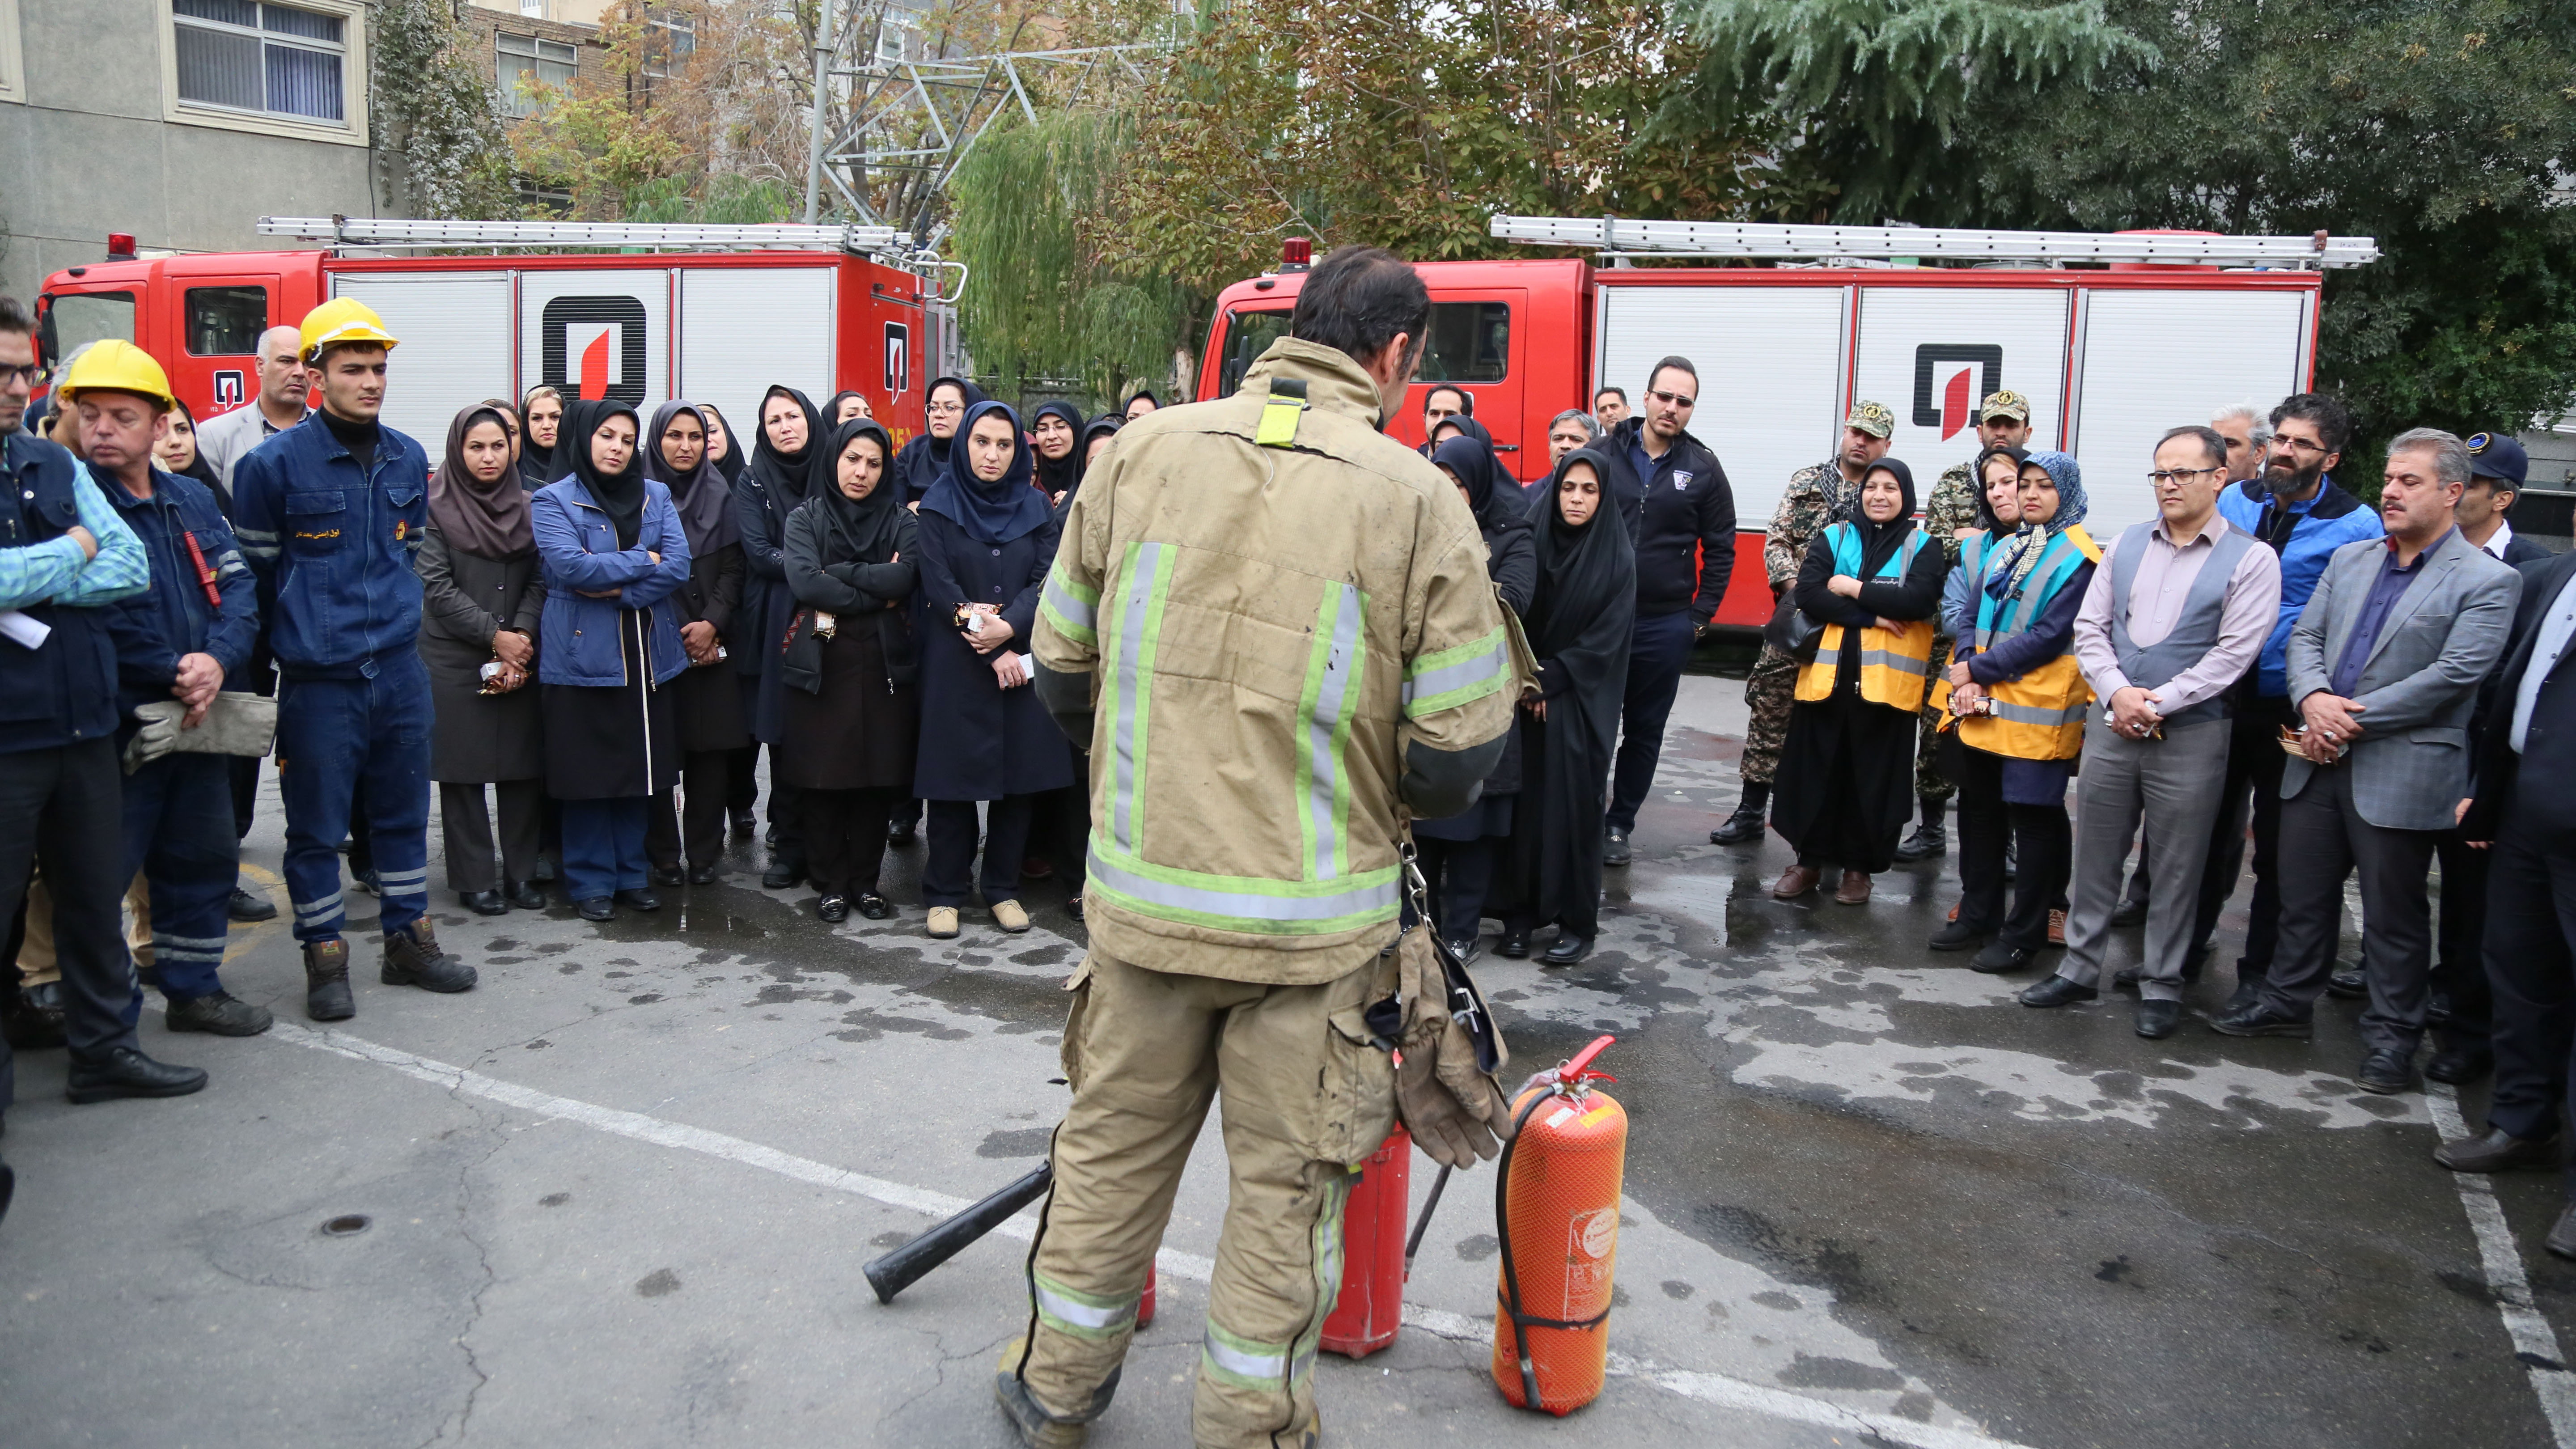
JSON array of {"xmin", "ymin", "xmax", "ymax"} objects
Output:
[
  {"xmin": 1028, "ymin": 402, "xmax": 1085, "ymax": 507},
  {"xmin": 1770, "ymin": 458, "xmax": 1946, "ymax": 904},
  {"xmin": 780, "ymin": 418, "xmax": 920, "ymax": 921},
  {"xmin": 640, "ymin": 402, "xmax": 749, "ymax": 887},
  {"xmin": 420, "ymin": 403, "xmax": 547, "ymax": 914},
  {"xmin": 733, "ymin": 385, "xmax": 827, "ymax": 887},
  {"xmin": 823, "ymin": 390, "xmax": 873, "ymax": 427},
  {"xmin": 1121, "ymin": 388, "xmax": 1159, "ymax": 422},
  {"xmin": 911, "ymin": 399, "xmax": 1074, "ymax": 939},
  {"xmin": 893, "ymin": 376, "xmax": 986, "ymax": 508},
  {"xmin": 700, "ymin": 403, "xmax": 747, "ymax": 487},
  {"xmin": 1414, "ymin": 433, "xmax": 1536, "ymax": 961},
  {"xmin": 153, "ymin": 397, "xmax": 228, "ymax": 500},
  {"xmin": 698, "ymin": 401, "xmax": 758, "ymax": 834},
  {"xmin": 1496, "ymin": 448, "xmax": 1634, "ymax": 965},
  {"xmin": 532, "ymin": 399, "xmax": 692, "ymax": 920},
  {"xmin": 517, "ymin": 385, "xmax": 567, "ymax": 490}
]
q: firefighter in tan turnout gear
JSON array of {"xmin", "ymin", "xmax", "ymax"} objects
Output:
[{"xmin": 1012, "ymin": 246, "xmax": 1523, "ymax": 1449}]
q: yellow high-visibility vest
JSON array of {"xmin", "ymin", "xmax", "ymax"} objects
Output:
[
  {"xmin": 1956, "ymin": 525, "xmax": 2101, "ymax": 761},
  {"xmin": 1796, "ymin": 524, "xmax": 1933, "ymax": 711}
]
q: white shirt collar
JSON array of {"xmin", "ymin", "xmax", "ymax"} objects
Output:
[{"xmin": 2480, "ymin": 518, "xmax": 2517, "ymax": 560}]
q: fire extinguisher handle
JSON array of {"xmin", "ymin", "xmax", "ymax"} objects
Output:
[{"xmin": 1561, "ymin": 1034, "xmax": 1616, "ymax": 1083}]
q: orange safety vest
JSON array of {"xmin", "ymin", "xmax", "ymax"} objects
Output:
[
  {"xmin": 1954, "ymin": 525, "xmax": 2100, "ymax": 760},
  {"xmin": 1795, "ymin": 524, "xmax": 1933, "ymax": 711}
]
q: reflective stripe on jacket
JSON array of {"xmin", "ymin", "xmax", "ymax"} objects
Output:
[
  {"xmin": 1796, "ymin": 523, "xmax": 1932, "ymax": 710},
  {"xmin": 1033, "ymin": 337, "xmax": 1517, "ymax": 985},
  {"xmin": 1957, "ymin": 524, "xmax": 2099, "ymax": 761}
]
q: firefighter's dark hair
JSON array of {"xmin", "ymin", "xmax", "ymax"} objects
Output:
[
  {"xmin": 1292, "ymin": 247, "xmax": 1429, "ymax": 375},
  {"xmin": 2269, "ymin": 392, "xmax": 2352, "ymax": 455},
  {"xmin": 0, "ymin": 296, "xmax": 28, "ymax": 338}
]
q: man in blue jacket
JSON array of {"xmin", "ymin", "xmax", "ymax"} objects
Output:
[
  {"xmin": 64, "ymin": 344, "xmax": 271, "ymax": 1037},
  {"xmin": 1593, "ymin": 356, "xmax": 1735, "ymax": 866},
  {"xmin": 2192, "ymin": 392, "xmax": 2382, "ymax": 1005},
  {"xmin": 232, "ymin": 299, "xmax": 474, "ymax": 1021}
]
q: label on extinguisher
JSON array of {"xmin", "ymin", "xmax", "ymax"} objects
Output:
[{"xmin": 1563, "ymin": 1207, "xmax": 1618, "ymax": 1319}]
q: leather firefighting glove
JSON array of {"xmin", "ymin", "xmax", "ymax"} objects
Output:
[
  {"xmin": 1390, "ymin": 925, "xmax": 1517, "ymax": 1170},
  {"xmin": 123, "ymin": 704, "xmax": 184, "ymax": 775}
]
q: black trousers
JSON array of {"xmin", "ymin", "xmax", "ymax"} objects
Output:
[
  {"xmin": 1029, "ymin": 784, "xmax": 1089, "ymax": 887},
  {"xmin": 1953, "ymin": 750, "xmax": 2071, "ymax": 951},
  {"xmin": 440, "ymin": 780, "xmax": 543, "ymax": 892},
  {"xmin": 2193, "ymin": 699, "xmax": 2294, "ymax": 976},
  {"xmin": 2260, "ymin": 766, "xmax": 2443, "ymax": 1053},
  {"xmin": 2477, "ymin": 804, "xmax": 2576, "ymax": 1163},
  {"xmin": 726, "ymin": 743, "xmax": 760, "ymax": 813},
  {"xmin": 2433, "ymin": 830, "xmax": 2494, "ymax": 1046},
  {"xmin": 1417, "ymin": 835, "xmax": 1498, "ymax": 944},
  {"xmin": 805, "ymin": 787, "xmax": 899, "ymax": 898},
  {"xmin": 646, "ymin": 750, "xmax": 733, "ymax": 872},
  {"xmin": 1607, "ymin": 610, "xmax": 1697, "ymax": 833},
  {"xmin": 0, "ymin": 741, "xmax": 141, "ymax": 1077},
  {"xmin": 924, "ymin": 796, "xmax": 1035, "ymax": 907}
]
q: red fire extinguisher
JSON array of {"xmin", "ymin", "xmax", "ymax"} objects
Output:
[
  {"xmin": 1321, "ymin": 1126, "xmax": 1411, "ymax": 1356},
  {"xmin": 1491, "ymin": 1034, "xmax": 1625, "ymax": 1415}
]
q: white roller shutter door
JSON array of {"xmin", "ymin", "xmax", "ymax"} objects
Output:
[
  {"xmin": 678, "ymin": 267, "xmax": 836, "ymax": 444},
  {"xmin": 328, "ymin": 271, "xmax": 512, "ymax": 465},
  {"xmin": 1851, "ymin": 286, "xmax": 2070, "ymax": 487},
  {"xmin": 517, "ymin": 268, "xmax": 671, "ymax": 417},
  {"xmin": 2071, "ymin": 288, "xmax": 2311, "ymax": 537},
  {"xmin": 1597, "ymin": 283, "xmax": 1848, "ymax": 528}
]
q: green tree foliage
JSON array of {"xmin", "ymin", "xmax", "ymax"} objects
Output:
[
  {"xmin": 372, "ymin": 0, "xmax": 520, "ymax": 219},
  {"xmin": 1674, "ymin": 0, "xmax": 2576, "ymax": 467},
  {"xmin": 949, "ymin": 110, "xmax": 1201, "ymax": 407}
]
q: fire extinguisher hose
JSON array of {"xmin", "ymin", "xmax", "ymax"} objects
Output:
[{"xmin": 1493, "ymin": 1090, "xmax": 1613, "ymax": 1413}]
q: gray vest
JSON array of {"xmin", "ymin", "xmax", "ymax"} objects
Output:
[{"xmin": 2106, "ymin": 521, "xmax": 2255, "ymax": 729}]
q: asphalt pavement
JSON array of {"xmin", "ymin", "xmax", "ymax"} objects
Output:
[{"xmin": 1, "ymin": 675, "xmax": 2567, "ymax": 1449}]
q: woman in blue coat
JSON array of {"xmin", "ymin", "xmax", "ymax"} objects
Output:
[
  {"xmin": 532, "ymin": 399, "xmax": 692, "ymax": 921},
  {"xmin": 911, "ymin": 399, "xmax": 1074, "ymax": 939}
]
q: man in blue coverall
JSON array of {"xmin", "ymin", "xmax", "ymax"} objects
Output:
[
  {"xmin": 232, "ymin": 299, "xmax": 474, "ymax": 1021},
  {"xmin": 64, "ymin": 343, "xmax": 273, "ymax": 1036}
]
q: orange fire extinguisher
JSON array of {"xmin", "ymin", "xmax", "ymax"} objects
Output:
[{"xmin": 1491, "ymin": 1034, "xmax": 1625, "ymax": 1415}]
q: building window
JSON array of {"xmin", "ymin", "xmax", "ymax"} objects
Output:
[
  {"xmin": 497, "ymin": 31, "xmax": 578, "ymax": 117},
  {"xmin": 172, "ymin": 0, "xmax": 345, "ymax": 124},
  {"xmin": 0, "ymin": 0, "xmax": 24, "ymax": 105},
  {"xmin": 516, "ymin": 177, "xmax": 574, "ymax": 217},
  {"xmin": 643, "ymin": 8, "xmax": 695, "ymax": 80}
]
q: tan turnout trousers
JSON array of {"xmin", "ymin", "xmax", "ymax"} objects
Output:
[{"xmin": 1020, "ymin": 945, "xmax": 1397, "ymax": 1449}]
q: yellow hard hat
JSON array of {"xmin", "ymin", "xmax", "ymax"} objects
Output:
[
  {"xmin": 55, "ymin": 339, "xmax": 175, "ymax": 412},
  {"xmin": 298, "ymin": 297, "xmax": 399, "ymax": 359}
]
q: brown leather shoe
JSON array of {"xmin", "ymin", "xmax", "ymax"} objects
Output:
[
  {"xmin": 2048, "ymin": 908, "xmax": 2068, "ymax": 945},
  {"xmin": 1771, "ymin": 865, "xmax": 1821, "ymax": 899},
  {"xmin": 1835, "ymin": 870, "xmax": 1873, "ymax": 905}
]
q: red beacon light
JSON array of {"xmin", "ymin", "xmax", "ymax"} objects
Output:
[
  {"xmin": 1280, "ymin": 237, "xmax": 1313, "ymax": 272},
  {"xmin": 106, "ymin": 233, "xmax": 137, "ymax": 262}
]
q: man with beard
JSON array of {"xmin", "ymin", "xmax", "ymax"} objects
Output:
[{"xmin": 2181, "ymin": 393, "xmax": 2382, "ymax": 1006}]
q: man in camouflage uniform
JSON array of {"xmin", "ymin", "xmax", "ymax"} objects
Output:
[
  {"xmin": 1710, "ymin": 402, "xmax": 1894, "ymax": 844},
  {"xmin": 1893, "ymin": 390, "xmax": 2036, "ymax": 861}
]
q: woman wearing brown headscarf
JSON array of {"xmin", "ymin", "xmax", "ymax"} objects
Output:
[{"xmin": 419, "ymin": 404, "xmax": 548, "ymax": 913}]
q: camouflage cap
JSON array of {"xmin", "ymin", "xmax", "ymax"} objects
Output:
[
  {"xmin": 1845, "ymin": 400, "xmax": 1895, "ymax": 438},
  {"xmin": 1979, "ymin": 389, "xmax": 2032, "ymax": 423}
]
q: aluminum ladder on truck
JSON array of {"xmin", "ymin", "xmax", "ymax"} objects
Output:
[{"xmin": 1487, "ymin": 215, "xmax": 2381, "ymax": 271}]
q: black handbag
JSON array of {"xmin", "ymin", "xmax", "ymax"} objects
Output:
[{"xmin": 1762, "ymin": 591, "xmax": 1825, "ymax": 662}]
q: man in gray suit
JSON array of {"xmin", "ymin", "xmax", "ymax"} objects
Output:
[{"xmin": 2212, "ymin": 428, "xmax": 2523, "ymax": 1094}]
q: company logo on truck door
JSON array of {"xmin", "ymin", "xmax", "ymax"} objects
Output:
[
  {"xmin": 541, "ymin": 296, "xmax": 649, "ymax": 404},
  {"xmin": 1912, "ymin": 344, "xmax": 2005, "ymax": 440}
]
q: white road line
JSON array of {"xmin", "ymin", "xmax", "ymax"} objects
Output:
[
  {"xmin": 271, "ymin": 1021, "xmax": 2032, "ymax": 1449},
  {"xmin": 2427, "ymin": 1083, "xmax": 2576, "ymax": 1448}
]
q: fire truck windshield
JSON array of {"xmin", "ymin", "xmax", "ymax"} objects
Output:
[{"xmin": 41, "ymin": 290, "xmax": 136, "ymax": 370}]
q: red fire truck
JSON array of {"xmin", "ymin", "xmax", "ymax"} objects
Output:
[
  {"xmin": 1197, "ymin": 216, "xmax": 2378, "ymax": 628},
  {"xmin": 34, "ymin": 217, "xmax": 964, "ymax": 462}
]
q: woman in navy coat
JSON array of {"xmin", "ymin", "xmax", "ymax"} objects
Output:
[
  {"xmin": 911, "ymin": 399, "xmax": 1074, "ymax": 938},
  {"xmin": 532, "ymin": 399, "xmax": 692, "ymax": 921}
]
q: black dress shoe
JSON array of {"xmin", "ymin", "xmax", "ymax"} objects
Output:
[
  {"xmin": 1541, "ymin": 934, "xmax": 1593, "ymax": 966},
  {"xmin": 66, "ymin": 1046, "xmax": 209, "ymax": 1104},
  {"xmin": 228, "ymin": 886, "xmax": 278, "ymax": 922},
  {"xmin": 731, "ymin": 808, "xmax": 757, "ymax": 838},
  {"xmin": 460, "ymin": 889, "xmax": 508, "ymax": 916},
  {"xmin": 2018, "ymin": 975, "xmax": 2099, "ymax": 1008},
  {"xmin": 652, "ymin": 864, "xmax": 686, "ymax": 888},
  {"xmin": 2356, "ymin": 1047, "xmax": 2415, "ymax": 1095},
  {"xmin": 1602, "ymin": 829, "xmax": 1631, "ymax": 867},
  {"xmin": 1496, "ymin": 926, "xmax": 1532, "ymax": 959},
  {"xmin": 817, "ymin": 894, "xmax": 850, "ymax": 923},
  {"xmin": 2549, "ymin": 1205, "xmax": 2576, "ymax": 1262},
  {"xmin": 615, "ymin": 888, "xmax": 662, "ymax": 912},
  {"xmin": 888, "ymin": 822, "xmax": 917, "ymax": 845},
  {"xmin": 3, "ymin": 980, "xmax": 67, "ymax": 1050},
  {"xmin": 1892, "ymin": 804, "xmax": 1947, "ymax": 862},
  {"xmin": 2134, "ymin": 1000, "xmax": 2182, "ymax": 1039},
  {"xmin": 856, "ymin": 893, "xmax": 894, "ymax": 920},
  {"xmin": 761, "ymin": 860, "xmax": 806, "ymax": 889},
  {"xmin": 2428, "ymin": 991, "xmax": 2457, "ymax": 1030},
  {"xmin": 1443, "ymin": 935, "xmax": 1482, "ymax": 968},
  {"xmin": 687, "ymin": 863, "xmax": 722, "ymax": 886},
  {"xmin": 505, "ymin": 879, "xmax": 547, "ymax": 911},
  {"xmin": 2208, "ymin": 999, "xmax": 2313, "ymax": 1039},
  {"xmin": 531, "ymin": 857, "xmax": 558, "ymax": 885},
  {"xmin": 1709, "ymin": 802, "xmax": 1765, "ymax": 846},
  {"xmin": 765, "ymin": 826, "xmax": 779, "ymax": 848},
  {"xmin": 2426, "ymin": 1046, "xmax": 2495, "ymax": 1085},
  {"xmin": 2324, "ymin": 962, "xmax": 2368, "ymax": 1000},
  {"xmin": 1928, "ymin": 919, "xmax": 1987, "ymax": 952},
  {"xmin": 2108, "ymin": 897, "xmax": 2147, "ymax": 928},
  {"xmin": 578, "ymin": 896, "xmax": 614, "ymax": 922},
  {"xmin": 2112, "ymin": 966, "xmax": 2141, "ymax": 993},
  {"xmin": 165, "ymin": 991, "xmax": 275, "ymax": 1037},
  {"xmin": 1971, "ymin": 941, "xmax": 2038, "ymax": 974},
  {"xmin": 2436, "ymin": 1127, "xmax": 2559, "ymax": 1174}
]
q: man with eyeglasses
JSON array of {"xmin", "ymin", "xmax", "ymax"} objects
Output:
[
  {"xmin": 1593, "ymin": 356, "xmax": 1734, "ymax": 867},
  {"xmin": 1711, "ymin": 401, "xmax": 1893, "ymax": 846},
  {"xmin": 2173, "ymin": 393, "xmax": 2382, "ymax": 1009}
]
